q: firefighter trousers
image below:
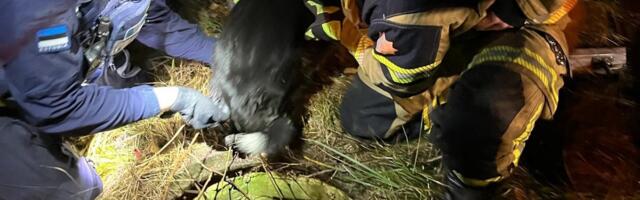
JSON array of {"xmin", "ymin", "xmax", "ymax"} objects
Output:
[{"xmin": 340, "ymin": 27, "xmax": 566, "ymax": 185}]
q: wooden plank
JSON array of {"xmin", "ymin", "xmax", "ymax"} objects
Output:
[{"xmin": 568, "ymin": 48, "xmax": 627, "ymax": 74}]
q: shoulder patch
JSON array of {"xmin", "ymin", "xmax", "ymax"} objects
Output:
[{"xmin": 36, "ymin": 25, "xmax": 71, "ymax": 53}]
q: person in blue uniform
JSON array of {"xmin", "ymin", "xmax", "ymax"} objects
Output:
[{"xmin": 0, "ymin": 0, "xmax": 228, "ymax": 199}]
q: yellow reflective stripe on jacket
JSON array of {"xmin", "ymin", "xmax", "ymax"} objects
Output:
[
  {"xmin": 453, "ymin": 170, "xmax": 503, "ymax": 187},
  {"xmin": 0, "ymin": 99, "xmax": 5, "ymax": 108},
  {"xmin": 372, "ymin": 50, "xmax": 441, "ymax": 84},
  {"xmin": 512, "ymin": 103, "xmax": 544, "ymax": 167},
  {"xmin": 543, "ymin": 0, "xmax": 578, "ymax": 24},
  {"xmin": 467, "ymin": 46, "xmax": 559, "ymax": 104}
]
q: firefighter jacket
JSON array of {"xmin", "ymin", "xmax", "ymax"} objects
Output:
[{"xmin": 308, "ymin": 0, "xmax": 576, "ymax": 119}]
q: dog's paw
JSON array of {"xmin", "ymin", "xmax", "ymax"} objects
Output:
[{"xmin": 225, "ymin": 132, "xmax": 269, "ymax": 156}]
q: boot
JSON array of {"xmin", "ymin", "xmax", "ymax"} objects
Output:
[{"xmin": 442, "ymin": 170, "xmax": 499, "ymax": 200}]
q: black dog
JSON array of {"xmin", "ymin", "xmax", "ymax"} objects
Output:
[{"xmin": 210, "ymin": 0, "xmax": 315, "ymax": 156}]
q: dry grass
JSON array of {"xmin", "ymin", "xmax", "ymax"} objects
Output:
[
  {"xmin": 84, "ymin": 58, "xmax": 445, "ymax": 199},
  {"xmin": 75, "ymin": 0, "xmax": 638, "ymax": 199},
  {"xmin": 85, "ymin": 60, "xmax": 223, "ymax": 199},
  {"xmin": 295, "ymin": 76, "xmax": 444, "ymax": 199}
]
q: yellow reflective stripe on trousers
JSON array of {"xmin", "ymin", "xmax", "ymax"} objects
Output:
[
  {"xmin": 512, "ymin": 103, "xmax": 544, "ymax": 167},
  {"xmin": 467, "ymin": 46, "xmax": 559, "ymax": 104},
  {"xmin": 322, "ymin": 20, "xmax": 341, "ymax": 40},
  {"xmin": 305, "ymin": 29, "xmax": 316, "ymax": 39},
  {"xmin": 353, "ymin": 36, "xmax": 373, "ymax": 64},
  {"xmin": 372, "ymin": 49, "xmax": 441, "ymax": 84},
  {"xmin": 306, "ymin": 1, "xmax": 340, "ymax": 14},
  {"xmin": 453, "ymin": 170, "xmax": 503, "ymax": 187},
  {"xmin": 306, "ymin": 1, "xmax": 341, "ymax": 40},
  {"xmin": 422, "ymin": 107, "xmax": 431, "ymax": 132},
  {"xmin": 543, "ymin": 0, "xmax": 577, "ymax": 24}
]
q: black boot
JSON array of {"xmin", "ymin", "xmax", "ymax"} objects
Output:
[{"xmin": 442, "ymin": 170, "xmax": 499, "ymax": 200}]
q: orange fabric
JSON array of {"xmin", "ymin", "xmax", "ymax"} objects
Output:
[{"xmin": 544, "ymin": 0, "xmax": 578, "ymax": 24}]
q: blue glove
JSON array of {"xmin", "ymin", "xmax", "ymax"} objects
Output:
[{"xmin": 170, "ymin": 87, "xmax": 230, "ymax": 129}]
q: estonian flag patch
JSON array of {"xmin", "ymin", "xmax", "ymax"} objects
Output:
[{"xmin": 36, "ymin": 25, "xmax": 71, "ymax": 53}]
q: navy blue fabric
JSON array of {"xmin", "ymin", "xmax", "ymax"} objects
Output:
[
  {"xmin": 429, "ymin": 65, "xmax": 524, "ymax": 180},
  {"xmin": 361, "ymin": 0, "xmax": 478, "ymax": 26},
  {"xmin": 340, "ymin": 76, "xmax": 396, "ymax": 139},
  {"xmin": 369, "ymin": 20, "xmax": 441, "ymax": 70},
  {"xmin": 0, "ymin": 0, "xmax": 164, "ymax": 135},
  {"xmin": 136, "ymin": 0, "xmax": 216, "ymax": 66},
  {"xmin": 340, "ymin": 76, "xmax": 423, "ymax": 142},
  {"xmin": 0, "ymin": 68, "xmax": 7, "ymax": 97},
  {"xmin": 0, "ymin": 117, "xmax": 102, "ymax": 199}
]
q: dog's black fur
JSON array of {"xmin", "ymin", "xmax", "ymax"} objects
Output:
[{"xmin": 210, "ymin": 0, "xmax": 315, "ymax": 156}]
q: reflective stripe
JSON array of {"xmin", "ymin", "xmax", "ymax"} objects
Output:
[
  {"xmin": 512, "ymin": 103, "xmax": 544, "ymax": 167},
  {"xmin": 306, "ymin": 1, "xmax": 340, "ymax": 15},
  {"xmin": 372, "ymin": 50, "xmax": 441, "ymax": 84},
  {"xmin": 422, "ymin": 97, "xmax": 439, "ymax": 132},
  {"xmin": 453, "ymin": 170, "xmax": 503, "ymax": 187},
  {"xmin": 306, "ymin": 1, "xmax": 342, "ymax": 41},
  {"xmin": 353, "ymin": 36, "xmax": 373, "ymax": 64},
  {"xmin": 422, "ymin": 106, "xmax": 431, "ymax": 131},
  {"xmin": 305, "ymin": 29, "xmax": 316, "ymax": 39},
  {"xmin": 467, "ymin": 46, "xmax": 559, "ymax": 104},
  {"xmin": 0, "ymin": 99, "xmax": 5, "ymax": 108},
  {"xmin": 543, "ymin": 0, "xmax": 577, "ymax": 24},
  {"xmin": 321, "ymin": 20, "xmax": 341, "ymax": 40}
]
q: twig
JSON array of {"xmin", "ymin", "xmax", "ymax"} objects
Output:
[
  {"xmin": 224, "ymin": 178, "xmax": 251, "ymax": 199},
  {"xmin": 413, "ymin": 118, "xmax": 424, "ymax": 171},
  {"xmin": 303, "ymin": 155, "xmax": 337, "ymax": 169},
  {"xmin": 151, "ymin": 125, "xmax": 186, "ymax": 159},
  {"xmin": 213, "ymin": 150, "xmax": 234, "ymax": 199},
  {"xmin": 426, "ymin": 155, "xmax": 442, "ymax": 163},
  {"xmin": 161, "ymin": 131, "xmax": 201, "ymax": 198},
  {"xmin": 212, "ymin": 150, "xmax": 251, "ymax": 200},
  {"xmin": 261, "ymin": 156, "xmax": 286, "ymax": 199}
]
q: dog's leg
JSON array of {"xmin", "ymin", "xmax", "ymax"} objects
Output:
[
  {"xmin": 225, "ymin": 132, "xmax": 269, "ymax": 155},
  {"xmin": 225, "ymin": 116, "xmax": 298, "ymax": 156},
  {"xmin": 263, "ymin": 116, "xmax": 298, "ymax": 156}
]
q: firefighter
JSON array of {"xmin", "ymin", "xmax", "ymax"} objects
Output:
[
  {"xmin": 0, "ymin": 0, "xmax": 228, "ymax": 199},
  {"xmin": 307, "ymin": 0, "xmax": 575, "ymax": 198}
]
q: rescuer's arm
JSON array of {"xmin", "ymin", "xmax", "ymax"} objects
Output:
[
  {"xmin": 136, "ymin": 0, "xmax": 216, "ymax": 66},
  {"xmin": 3, "ymin": 2, "xmax": 227, "ymax": 135}
]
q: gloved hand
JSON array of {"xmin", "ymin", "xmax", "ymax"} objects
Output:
[{"xmin": 169, "ymin": 87, "xmax": 230, "ymax": 129}]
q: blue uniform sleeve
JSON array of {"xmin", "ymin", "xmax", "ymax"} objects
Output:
[
  {"xmin": 2, "ymin": 0, "xmax": 160, "ymax": 135},
  {"xmin": 136, "ymin": 0, "xmax": 216, "ymax": 66}
]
